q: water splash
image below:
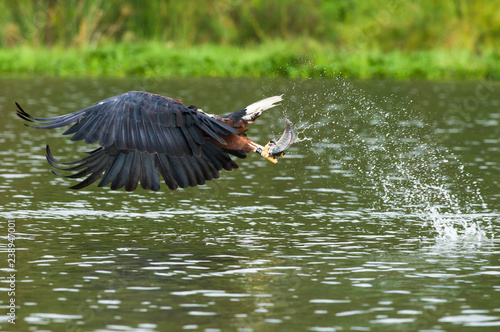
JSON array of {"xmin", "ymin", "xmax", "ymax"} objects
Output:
[{"xmin": 286, "ymin": 78, "xmax": 493, "ymax": 241}]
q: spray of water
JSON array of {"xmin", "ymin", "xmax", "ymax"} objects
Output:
[{"xmin": 285, "ymin": 77, "xmax": 493, "ymax": 241}]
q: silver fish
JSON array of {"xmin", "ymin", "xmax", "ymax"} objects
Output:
[{"xmin": 268, "ymin": 119, "xmax": 294, "ymax": 157}]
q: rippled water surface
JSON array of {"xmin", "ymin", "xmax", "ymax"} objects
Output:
[{"xmin": 1, "ymin": 77, "xmax": 499, "ymax": 331}]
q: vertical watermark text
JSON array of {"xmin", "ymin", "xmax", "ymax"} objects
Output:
[{"xmin": 6, "ymin": 219, "xmax": 16, "ymax": 325}]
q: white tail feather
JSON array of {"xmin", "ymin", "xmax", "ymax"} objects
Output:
[{"xmin": 242, "ymin": 95, "xmax": 282, "ymax": 121}]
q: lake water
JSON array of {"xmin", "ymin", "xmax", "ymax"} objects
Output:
[{"xmin": 0, "ymin": 77, "xmax": 499, "ymax": 331}]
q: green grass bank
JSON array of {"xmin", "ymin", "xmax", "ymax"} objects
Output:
[
  {"xmin": 2, "ymin": 1, "xmax": 500, "ymax": 80},
  {"xmin": 1, "ymin": 42, "xmax": 499, "ymax": 80}
]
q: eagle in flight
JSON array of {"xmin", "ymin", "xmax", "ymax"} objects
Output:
[{"xmin": 17, "ymin": 92, "xmax": 294, "ymax": 191}]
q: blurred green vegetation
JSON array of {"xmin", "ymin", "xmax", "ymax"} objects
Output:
[{"xmin": 1, "ymin": 0, "xmax": 500, "ymax": 79}]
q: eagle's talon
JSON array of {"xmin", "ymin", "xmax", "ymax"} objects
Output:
[
  {"xmin": 257, "ymin": 143, "xmax": 279, "ymax": 164},
  {"xmin": 266, "ymin": 155, "xmax": 280, "ymax": 164}
]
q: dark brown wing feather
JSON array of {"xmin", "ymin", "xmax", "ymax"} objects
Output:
[
  {"xmin": 18, "ymin": 91, "xmax": 238, "ymax": 155},
  {"xmin": 45, "ymin": 141, "xmax": 239, "ymax": 191},
  {"xmin": 18, "ymin": 92, "xmax": 243, "ymax": 191}
]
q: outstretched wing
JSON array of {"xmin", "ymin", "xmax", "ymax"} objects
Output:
[
  {"xmin": 46, "ymin": 142, "xmax": 238, "ymax": 191},
  {"xmin": 17, "ymin": 91, "xmax": 243, "ymax": 191},
  {"xmin": 17, "ymin": 91, "xmax": 238, "ymax": 157}
]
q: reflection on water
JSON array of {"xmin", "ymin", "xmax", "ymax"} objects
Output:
[{"xmin": 0, "ymin": 77, "xmax": 499, "ymax": 331}]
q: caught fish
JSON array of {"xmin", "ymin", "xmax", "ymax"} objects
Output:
[
  {"xmin": 260, "ymin": 119, "xmax": 295, "ymax": 164},
  {"xmin": 269, "ymin": 119, "xmax": 294, "ymax": 157}
]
